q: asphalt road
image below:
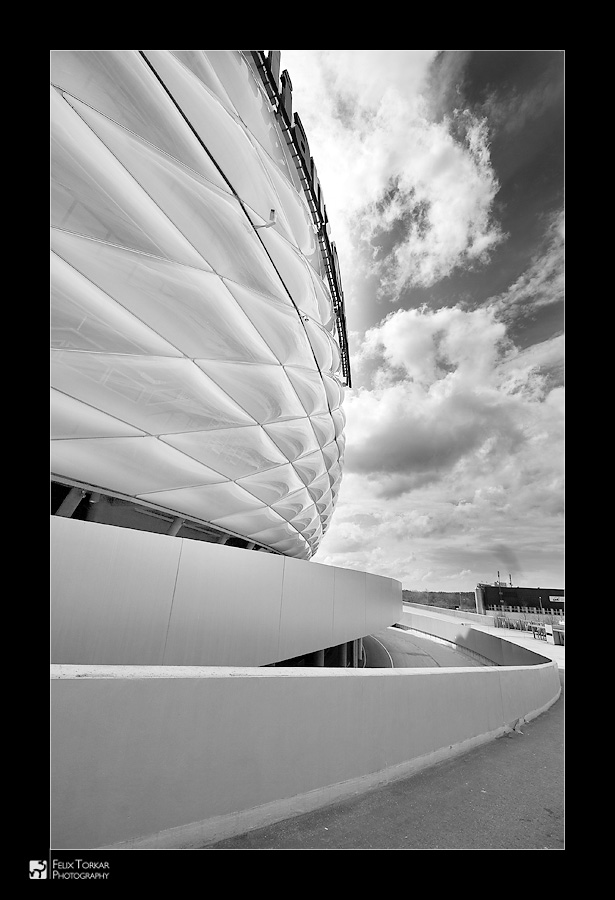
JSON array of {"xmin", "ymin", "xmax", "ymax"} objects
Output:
[
  {"xmin": 203, "ymin": 670, "xmax": 564, "ymax": 850},
  {"xmin": 363, "ymin": 627, "xmax": 487, "ymax": 668},
  {"xmin": 203, "ymin": 627, "xmax": 563, "ymax": 850}
]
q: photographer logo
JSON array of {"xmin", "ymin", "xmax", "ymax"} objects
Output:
[{"xmin": 30, "ymin": 861, "xmax": 48, "ymax": 879}]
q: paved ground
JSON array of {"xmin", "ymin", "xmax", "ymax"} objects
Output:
[
  {"xmin": 203, "ymin": 621, "xmax": 564, "ymax": 851},
  {"xmin": 364, "ymin": 628, "xmax": 487, "ymax": 668}
]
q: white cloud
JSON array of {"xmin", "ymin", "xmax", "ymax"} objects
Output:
[
  {"xmin": 316, "ymin": 303, "xmax": 564, "ymax": 589},
  {"xmin": 498, "ymin": 334, "xmax": 565, "ymax": 394},
  {"xmin": 280, "ymin": 50, "xmax": 504, "ymax": 301},
  {"xmin": 358, "ymin": 303, "xmax": 508, "ymax": 386},
  {"xmin": 344, "ymin": 304, "xmax": 527, "ymax": 489},
  {"xmin": 359, "ymin": 111, "xmax": 503, "ymax": 296},
  {"xmin": 276, "ymin": 51, "xmax": 565, "ymax": 591},
  {"xmin": 492, "ymin": 208, "xmax": 565, "ymax": 321}
]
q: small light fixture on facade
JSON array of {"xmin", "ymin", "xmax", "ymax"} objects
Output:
[{"xmin": 255, "ymin": 209, "xmax": 277, "ymax": 229}]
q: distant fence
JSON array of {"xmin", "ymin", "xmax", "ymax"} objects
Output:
[
  {"xmin": 486, "ymin": 607, "xmax": 565, "ymax": 626},
  {"xmin": 493, "ymin": 616, "xmax": 547, "ymax": 634},
  {"xmin": 490, "ymin": 616, "xmax": 565, "ymax": 646}
]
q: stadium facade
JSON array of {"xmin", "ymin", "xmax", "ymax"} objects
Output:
[
  {"xmin": 50, "ymin": 50, "xmax": 401, "ymax": 669},
  {"xmin": 51, "ymin": 50, "xmax": 351, "ymax": 562}
]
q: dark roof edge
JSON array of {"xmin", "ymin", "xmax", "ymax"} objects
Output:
[{"xmin": 249, "ymin": 50, "xmax": 352, "ymax": 388}]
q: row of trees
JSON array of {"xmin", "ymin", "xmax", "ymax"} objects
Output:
[{"xmin": 402, "ymin": 590, "xmax": 476, "ymax": 610}]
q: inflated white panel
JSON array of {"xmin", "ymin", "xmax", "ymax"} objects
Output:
[
  {"xmin": 50, "ymin": 51, "xmax": 229, "ymax": 189},
  {"xmin": 211, "ymin": 506, "xmax": 291, "ymax": 538},
  {"xmin": 50, "ymin": 232, "xmax": 278, "ymax": 364},
  {"xmin": 284, "ymin": 366, "xmax": 329, "ymax": 416},
  {"xmin": 245, "ymin": 521, "xmax": 300, "ymax": 546},
  {"xmin": 303, "ymin": 319, "xmax": 335, "ymax": 374},
  {"xmin": 292, "ymin": 450, "xmax": 328, "ymax": 487},
  {"xmin": 161, "ymin": 426, "xmax": 287, "ymax": 480},
  {"xmin": 50, "ymin": 352, "xmax": 256, "ymax": 435},
  {"xmin": 50, "ymin": 252, "xmax": 181, "ymax": 357},
  {"xmin": 289, "ymin": 503, "xmax": 320, "ymax": 533},
  {"xmin": 50, "ymin": 436, "xmax": 228, "ymax": 495},
  {"xmin": 307, "ymin": 473, "xmax": 331, "ymax": 504},
  {"xmin": 323, "ymin": 374, "xmax": 345, "ymax": 411},
  {"xmin": 256, "ymin": 226, "xmax": 321, "ymax": 320},
  {"xmin": 50, "ymin": 389, "xmax": 145, "ymax": 440},
  {"xmin": 142, "ymin": 52, "xmax": 287, "ymax": 229},
  {"xmin": 203, "ymin": 51, "xmax": 293, "ymax": 180},
  {"xmin": 50, "ymin": 51, "xmax": 348, "ymax": 558},
  {"xmin": 309, "ymin": 412, "xmax": 337, "ymax": 448},
  {"xmin": 321, "ymin": 441, "xmax": 340, "ymax": 470},
  {"xmin": 71, "ymin": 96, "xmax": 291, "ymax": 299},
  {"xmin": 137, "ymin": 481, "xmax": 266, "ymax": 521},
  {"xmin": 235, "ymin": 464, "xmax": 306, "ymax": 505},
  {"xmin": 331, "ymin": 408, "xmax": 346, "ymax": 439},
  {"xmin": 254, "ymin": 143, "xmax": 318, "ymax": 260},
  {"xmin": 308, "ymin": 267, "xmax": 335, "ymax": 332},
  {"xmin": 171, "ymin": 51, "xmax": 240, "ymax": 119},
  {"xmin": 271, "ymin": 488, "xmax": 314, "ymax": 522},
  {"xmin": 225, "ymin": 281, "xmax": 316, "ymax": 368},
  {"xmin": 195, "ymin": 361, "xmax": 306, "ymax": 424},
  {"xmin": 318, "ymin": 498, "xmax": 335, "ymax": 521},
  {"xmin": 50, "ymin": 89, "xmax": 208, "ymax": 268},
  {"xmin": 263, "ymin": 418, "xmax": 321, "ymax": 461}
]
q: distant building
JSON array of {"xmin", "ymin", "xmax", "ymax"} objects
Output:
[{"xmin": 475, "ymin": 583, "xmax": 565, "ymax": 615}]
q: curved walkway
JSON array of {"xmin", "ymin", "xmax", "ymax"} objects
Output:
[
  {"xmin": 203, "ymin": 622, "xmax": 564, "ymax": 850},
  {"xmin": 364, "ymin": 627, "xmax": 488, "ymax": 668}
]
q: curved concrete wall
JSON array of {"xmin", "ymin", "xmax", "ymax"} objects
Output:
[
  {"xmin": 399, "ymin": 608, "xmax": 553, "ymax": 666},
  {"xmin": 50, "ymin": 521, "xmax": 560, "ymax": 850},
  {"xmin": 50, "ymin": 516, "xmax": 401, "ymax": 666},
  {"xmin": 403, "ymin": 602, "xmax": 496, "ymax": 627},
  {"xmin": 50, "ymin": 642, "xmax": 560, "ymax": 849}
]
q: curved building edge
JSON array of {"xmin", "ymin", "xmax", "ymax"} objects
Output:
[
  {"xmin": 50, "ymin": 50, "xmax": 350, "ymax": 559},
  {"xmin": 50, "ymin": 516, "xmax": 402, "ymax": 668}
]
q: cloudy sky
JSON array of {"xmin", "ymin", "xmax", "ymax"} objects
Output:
[{"xmin": 279, "ymin": 50, "xmax": 565, "ymax": 591}]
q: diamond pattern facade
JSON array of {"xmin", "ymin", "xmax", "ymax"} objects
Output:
[{"xmin": 50, "ymin": 51, "xmax": 347, "ymax": 560}]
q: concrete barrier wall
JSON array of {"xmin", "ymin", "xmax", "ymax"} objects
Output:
[
  {"xmin": 403, "ymin": 602, "xmax": 496, "ymax": 627},
  {"xmin": 50, "ymin": 517, "xmax": 401, "ymax": 666},
  {"xmin": 399, "ymin": 608, "xmax": 554, "ymax": 666},
  {"xmin": 50, "ymin": 650, "xmax": 561, "ymax": 849}
]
